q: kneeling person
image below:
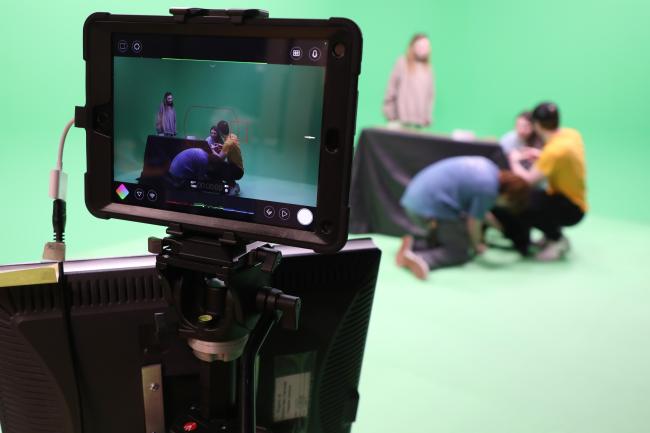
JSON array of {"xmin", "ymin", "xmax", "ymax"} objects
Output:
[
  {"xmin": 396, "ymin": 156, "xmax": 528, "ymax": 279},
  {"xmin": 168, "ymin": 132, "xmax": 244, "ymax": 192}
]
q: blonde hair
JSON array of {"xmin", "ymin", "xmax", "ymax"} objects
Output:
[{"xmin": 406, "ymin": 33, "xmax": 430, "ymax": 70}]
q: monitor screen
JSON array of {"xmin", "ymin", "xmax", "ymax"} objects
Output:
[{"xmin": 112, "ymin": 34, "xmax": 329, "ymax": 231}]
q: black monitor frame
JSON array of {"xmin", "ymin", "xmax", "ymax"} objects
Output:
[
  {"xmin": 0, "ymin": 238, "xmax": 380, "ymax": 433},
  {"xmin": 78, "ymin": 10, "xmax": 362, "ymax": 253}
]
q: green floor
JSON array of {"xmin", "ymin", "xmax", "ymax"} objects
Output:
[
  {"xmin": 353, "ymin": 214, "xmax": 650, "ymax": 433},
  {"xmin": 1, "ymin": 214, "xmax": 648, "ymax": 433}
]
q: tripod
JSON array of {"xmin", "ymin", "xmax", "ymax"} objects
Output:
[{"xmin": 148, "ymin": 227, "xmax": 301, "ymax": 433}]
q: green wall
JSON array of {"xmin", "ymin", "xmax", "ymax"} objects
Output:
[
  {"xmin": 1, "ymin": 0, "xmax": 649, "ymax": 264},
  {"xmin": 114, "ymin": 57, "xmax": 323, "ymax": 184}
]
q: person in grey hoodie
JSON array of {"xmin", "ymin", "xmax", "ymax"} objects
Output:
[
  {"xmin": 155, "ymin": 91, "xmax": 177, "ymax": 136},
  {"xmin": 383, "ymin": 34, "xmax": 435, "ymax": 128}
]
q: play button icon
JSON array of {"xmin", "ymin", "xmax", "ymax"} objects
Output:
[{"xmin": 279, "ymin": 208, "xmax": 290, "ymax": 221}]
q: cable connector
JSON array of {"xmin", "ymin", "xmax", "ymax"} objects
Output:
[
  {"xmin": 49, "ymin": 169, "xmax": 68, "ymax": 201},
  {"xmin": 46, "ymin": 165, "xmax": 68, "ymax": 260},
  {"xmin": 43, "ymin": 240, "xmax": 66, "ymax": 262},
  {"xmin": 42, "ymin": 118, "xmax": 74, "ymax": 262},
  {"xmin": 43, "ymin": 199, "xmax": 67, "ymax": 262}
]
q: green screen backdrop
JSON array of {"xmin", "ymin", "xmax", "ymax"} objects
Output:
[
  {"xmin": 1, "ymin": 0, "xmax": 649, "ymax": 260},
  {"xmin": 1, "ymin": 2, "xmax": 650, "ymax": 433}
]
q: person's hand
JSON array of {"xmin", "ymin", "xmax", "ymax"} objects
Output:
[
  {"xmin": 209, "ymin": 143, "xmax": 222, "ymax": 157},
  {"xmin": 484, "ymin": 212, "xmax": 503, "ymax": 232},
  {"xmin": 520, "ymin": 146, "xmax": 541, "ymax": 160},
  {"xmin": 509, "ymin": 147, "xmax": 523, "ymax": 159},
  {"xmin": 474, "ymin": 243, "xmax": 488, "ymax": 255},
  {"xmin": 222, "ymin": 133, "xmax": 239, "ymax": 155}
]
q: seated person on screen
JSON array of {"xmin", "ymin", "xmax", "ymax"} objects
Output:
[
  {"xmin": 396, "ymin": 156, "xmax": 529, "ymax": 280},
  {"xmin": 206, "ymin": 121, "xmax": 228, "ymax": 158},
  {"xmin": 495, "ymin": 102, "xmax": 587, "ymax": 261},
  {"xmin": 155, "ymin": 91, "xmax": 177, "ymax": 136},
  {"xmin": 499, "ymin": 110, "xmax": 543, "ymax": 156}
]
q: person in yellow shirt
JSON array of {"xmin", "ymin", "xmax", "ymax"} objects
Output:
[{"xmin": 497, "ymin": 102, "xmax": 586, "ymax": 260}]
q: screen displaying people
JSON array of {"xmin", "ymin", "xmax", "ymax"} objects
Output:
[{"xmin": 113, "ymin": 55, "xmax": 324, "ymax": 211}]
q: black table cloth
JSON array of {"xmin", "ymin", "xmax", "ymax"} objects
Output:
[{"xmin": 349, "ymin": 127, "xmax": 508, "ymax": 237}]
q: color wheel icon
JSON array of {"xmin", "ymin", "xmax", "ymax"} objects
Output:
[{"xmin": 116, "ymin": 184, "xmax": 129, "ymax": 200}]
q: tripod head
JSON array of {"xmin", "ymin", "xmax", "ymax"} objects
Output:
[{"xmin": 148, "ymin": 225, "xmax": 301, "ymax": 433}]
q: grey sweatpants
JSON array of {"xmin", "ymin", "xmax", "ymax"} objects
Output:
[{"xmin": 412, "ymin": 219, "xmax": 472, "ymax": 270}]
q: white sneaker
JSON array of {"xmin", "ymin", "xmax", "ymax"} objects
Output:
[
  {"xmin": 535, "ymin": 237, "xmax": 570, "ymax": 261},
  {"xmin": 532, "ymin": 237, "xmax": 550, "ymax": 250}
]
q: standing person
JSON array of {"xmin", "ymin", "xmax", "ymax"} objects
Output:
[
  {"xmin": 155, "ymin": 91, "xmax": 177, "ymax": 136},
  {"xmin": 499, "ymin": 111, "xmax": 543, "ymax": 156},
  {"xmin": 500, "ymin": 102, "xmax": 587, "ymax": 260},
  {"xmin": 396, "ymin": 156, "xmax": 529, "ymax": 279},
  {"xmin": 383, "ymin": 34, "xmax": 435, "ymax": 128}
]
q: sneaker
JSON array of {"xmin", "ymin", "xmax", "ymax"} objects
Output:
[
  {"xmin": 535, "ymin": 237, "xmax": 570, "ymax": 261},
  {"xmin": 396, "ymin": 236, "xmax": 429, "ymax": 280},
  {"xmin": 531, "ymin": 237, "xmax": 550, "ymax": 250},
  {"xmin": 228, "ymin": 182, "xmax": 241, "ymax": 196}
]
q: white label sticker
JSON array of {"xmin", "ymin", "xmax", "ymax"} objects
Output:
[{"xmin": 273, "ymin": 372, "xmax": 311, "ymax": 422}]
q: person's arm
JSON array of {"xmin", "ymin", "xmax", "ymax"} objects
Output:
[
  {"xmin": 508, "ymin": 149, "xmax": 545, "ymax": 185},
  {"xmin": 382, "ymin": 59, "xmax": 402, "ymax": 121},
  {"xmin": 484, "ymin": 211, "xmax": 503, "ymax": 232},
  {"xmin": 425, "ymin": 66, "xmax": 435, "ymax": 127},
  {"xmin": 223, "ymin": 134, "xmax": 243, "ymax": 171},
  {"xmin": 467, "ymin": 217, "xmax": 487, "ymax": 254},
  {"xmin": 520, "ymin": 146, "xmax": 541, "ymax": 159},
  {"xmin": 155, "ymin": 110, "xmax": 163, "ymax": 134}
]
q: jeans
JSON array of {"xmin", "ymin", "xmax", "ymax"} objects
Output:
[
  {"xmin": 492, "ymin": 190, "xmax": 584, "ymax": 256},
  {"xmin": 408, "ymin": 213, "xmax": 472, "ymax": 270}
]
